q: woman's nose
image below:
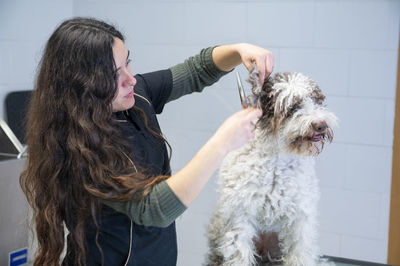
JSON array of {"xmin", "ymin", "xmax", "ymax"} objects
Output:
[
  {"xmin": 123, "ymin": 74, "xmax": 136, "ymax": 87},
  {"xmin": 131, "ymin": 75, "xmax": 137, "ymax": 86}
]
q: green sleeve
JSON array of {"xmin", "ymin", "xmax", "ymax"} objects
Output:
[
  {"xmin": 103, "ymin": 181, "xmax": 187, "ymax": 228},
  {"xmin": 168, "ymin": 46, "xmax": 231, "ymax": 102}
]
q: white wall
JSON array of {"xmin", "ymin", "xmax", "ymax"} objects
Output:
[
  {"xmin": 1, "ymin": 0, "xmax": 398, "ymax": 265},
  {"xmin": 0, "ymin": 0, "xmax": 74, "ymax": 120}
]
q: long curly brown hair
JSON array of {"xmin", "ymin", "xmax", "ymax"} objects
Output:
[{"xmin": 20, "ymin": 17, "xmax": 169, "ymax": 266}]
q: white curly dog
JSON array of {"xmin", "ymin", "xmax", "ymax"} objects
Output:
[{"xmin": 206, "ymin": 65, "xmax": 338, "ymax": 266}]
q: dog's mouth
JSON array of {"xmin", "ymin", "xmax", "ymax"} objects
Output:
[
  {"xmin": 287, "ymin": 127, "xmax": 334, "ymax": 156},
  {"xmin": 308, "ymin": 133, "xmax": 325, "ymax": 142}
]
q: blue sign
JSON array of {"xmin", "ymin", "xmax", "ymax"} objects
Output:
[{"xmin": 9, "ymin": 248, "xmax": 28, "ymax": 266}]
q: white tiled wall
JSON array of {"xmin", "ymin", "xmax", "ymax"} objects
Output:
[
  {"xmin": 1, "ymin": 0, "xmax": 398, "ymax": 265},
  {"xmin": 0, "ymin": 0, "xmax": 74, "ymax": 121}
]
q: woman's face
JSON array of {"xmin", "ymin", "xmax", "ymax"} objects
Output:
[{"xmin": 111, "ymin": 38, "xmax": 136, "ymax": 112}]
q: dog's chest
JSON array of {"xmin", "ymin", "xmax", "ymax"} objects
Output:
[{"xmin": 219, "ymin": 143, "xmax": 319, "ymax": 221}]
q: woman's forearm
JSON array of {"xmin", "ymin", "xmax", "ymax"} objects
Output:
[
  {"xmin": 212, "ymin": 44, "xmax": 243, "ymax": 72},
  {"xmin": 166, "ymin": 135, "xmax": 227, "ymax": 207}
]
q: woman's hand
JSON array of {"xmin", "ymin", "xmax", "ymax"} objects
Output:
[
  {"xmin": 234, "ymin": 43, "xmax": 274, "ymax": 84},
  {"xmin": 212, "ymin": 43, "xmax": 274, "ymax": 84},
  {"xmin": 210, "ymin": 108, "xmax": 262, "ymax": 155}
]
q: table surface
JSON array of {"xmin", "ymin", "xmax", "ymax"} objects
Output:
[{"xmin": 325, "ymin": 256, "xmax": 394, "ymax": 266}]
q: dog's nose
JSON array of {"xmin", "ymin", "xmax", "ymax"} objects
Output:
[{"xmin": 312, "ymin": 121, "xmax": 327, "ymax": 132}]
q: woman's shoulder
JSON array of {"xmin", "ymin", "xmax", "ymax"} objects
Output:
[{"xmin": 134, "ymin": 69, "xmax": 173, "ymax": 114}]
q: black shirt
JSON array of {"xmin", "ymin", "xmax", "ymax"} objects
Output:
[{"xmin": 64, "ymin": 69, "xmax": 176, "ymax": 266}]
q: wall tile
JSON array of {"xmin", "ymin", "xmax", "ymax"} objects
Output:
[
  {"xmin": 318, "ymin": 232, "xmax": 341, "ymax": 257},
  {"xmin": 247, "ymin": 2, "xmax": 315, "ymax": 47},
  {"xmin": 0, "ymin": 0, "xmax": 73, "ymax": 41},
  {"xmin": 0, "ymin": 85, "xmax": 8, "ymax": 120},
  {"xmin": 378, "ymin": 194, "xmax": 391, "ymax": 242},
  {"xmin": 326, "ymin": 96, "xmax": 386, "ymax": 145},
  {"xmin": 177, "ymin": 249, "xmax": 205, "ymax": 266},
  {"xmin": 383, "ymin": 99, "xmax": 396, "ymax": 147},
  {"xmin": 279, "ymin": 48, "xmax": 349, "ymax": 96},
  {"xmin": 158, "ymin": 127, "xmax": 214, "ymax": 171},
  {"xmin": 176, "ymin": 210, "xmax": 210, "ymax": 266},
  {"xmin": 128, "ymin": 44, "xmax": 204, "ymax": 74},
  {"xmin": 0, "ymin": 42, "xmax": 11, "ymax": 85},
  {"xmin": 349, "ymin": 50, "xmax": 397, "ymax": 99},
  {"xmin": 8, "ymin": 41, "xmax": 43, "ymax": 86},
  {"xmin": 316, "ymin": 142, "xmax": 347, "ymax": 189},
  {"xmin": 315, "ymin": 1, "xmax": 395, "ymax": 49},
  {"xmin": 388, "ymin": 0, "xmax": 400, "ymax": 50},
  {"xmin": 319, "ymin": 188, "xmax": 381, "ymax": 239},
  {"xmin": 74, "ymin": 1, "xmax": 185, "ymax": 45},
  {"xmin": 340, "ymin": 236, "xmax": 387, "ymax": 264},
  {"xmin": 344, "ymin": 145, "xmax": 392, "ymax": 194},
  {"xmin": 184, "ymin": 3, "xmax": 247, "ymax": 45},
  {"xmin": 158, "ymin": 87, "xmax": 234, "ymax": 132}
]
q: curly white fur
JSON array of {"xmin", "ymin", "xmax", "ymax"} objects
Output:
[{"xmin": 206, "ymin": 69, "xmax": 338, "ymax": 266}]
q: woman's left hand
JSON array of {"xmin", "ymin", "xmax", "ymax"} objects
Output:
[{"xmin": 234, "ymin": 43, "xmax": 274, "ymax": 85}]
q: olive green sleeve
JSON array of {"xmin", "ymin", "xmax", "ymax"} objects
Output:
[
  {"xmin": 103, "ymin": 181, "xmax": 186, "ymax": 228},
  {"xmin": 167, "ymin": 46, "xmax": 231, "ymax": 102}
]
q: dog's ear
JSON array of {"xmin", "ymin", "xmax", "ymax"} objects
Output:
[
  {"xmin": 256, "ymin": 77, "xmax": 280, "ymax": 135},
  {"xmin": 246, "ymin": 62, "xmax": 262, "ymax": 108},
  {"xmin": 246, "ymin": 62, "xmax": 275, "ymax": 109},
  {"xmin": 309, "ymin": 83, "xmax": 325, "ymax": 105}
]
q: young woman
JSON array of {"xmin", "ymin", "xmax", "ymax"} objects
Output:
[{"xmin": 20, "ymin": 17, "xmax": 274, "ymax": 266}]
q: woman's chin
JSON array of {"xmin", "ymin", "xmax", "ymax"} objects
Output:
[{"xmin": 112, "ymin": 99, "xmax": 135, "ymax": 112}]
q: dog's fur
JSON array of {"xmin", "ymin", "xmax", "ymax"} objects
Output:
[{"xmin": 206, "ymin": 65, "xmax": 338, "ymax": 266}]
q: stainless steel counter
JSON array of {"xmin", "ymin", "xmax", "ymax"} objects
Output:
[{"xmin": 0, "ymin": 158, "xmax": 29, "ymax": 265}]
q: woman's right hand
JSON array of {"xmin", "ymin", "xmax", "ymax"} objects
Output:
[
  {"xmin": 211, "ymin": 108, "xmax": 262, "ymax": 156},
  {"xmin": 166, "ymin": 108, "xmax": 262, "ymax": 207}
]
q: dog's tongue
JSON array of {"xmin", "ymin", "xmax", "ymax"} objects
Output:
[{"xmin": 313, "ymin": 134, "xmax": 322, "ymax": 141}]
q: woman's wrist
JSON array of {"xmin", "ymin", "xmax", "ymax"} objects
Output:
[{"xmin": 205, "ymin": 131, "xmax": 235, "ymax": 168}]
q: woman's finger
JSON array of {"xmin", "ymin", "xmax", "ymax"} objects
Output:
[
  {"xmin": 255, "ymin": 58, "xmax": 266, "ymax": 85},
  {"xmin": 245, "ymin": 108, "xmax": 262, "ymax": 121},
  {"xmin": 266, "ymin": 53, "xmax": 274, "ymax": 75}
]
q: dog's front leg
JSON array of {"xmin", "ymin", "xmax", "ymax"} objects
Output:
[
  {"xmin": 218, "ymin": 217, "xmax": 259, "ymax": 266},
  {"xmin": 279, "ymin": 214, "xmax": 319, "ymax": 266}
]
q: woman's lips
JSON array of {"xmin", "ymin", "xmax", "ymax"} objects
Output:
[{"xmin": 124, "ymin": 91, "xmax": 134, "ymax": 98}]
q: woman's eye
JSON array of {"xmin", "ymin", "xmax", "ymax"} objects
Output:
[{"xmin": 126, "ymin": 59, "xmax": 132, "ymax": 67}]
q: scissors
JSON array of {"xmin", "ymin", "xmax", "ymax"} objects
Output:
[{"xmin": 236, "ymin": 71, "xmax": 248, "ymax": 109}]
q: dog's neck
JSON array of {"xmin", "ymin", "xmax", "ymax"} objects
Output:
[{"xmin": 253, "ymin": 129, "xmax": 313, "ymax": 163}]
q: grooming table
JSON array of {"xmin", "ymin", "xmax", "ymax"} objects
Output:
[{"xmin": 324, "ymin": 256, "xmax": 393, "ymax": 266}]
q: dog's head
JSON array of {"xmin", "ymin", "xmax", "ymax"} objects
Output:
[{"xmin": 247, "ymin": 66, "xmax": 338, "ymax": 156}]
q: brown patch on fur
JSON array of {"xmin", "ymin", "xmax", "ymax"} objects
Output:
[
  {"xmin": 253, "ymin": 232, "xmax": 282, "ymax": 264},
  {"xmin": 285, "ymin": 96, "xmax": 302, "ymax": 118},
  {"xmin": 256, "ymin": 76, "xmax": 277, "ymax": 134},
  {"xmin": 256, "ymin": 75, "xmax": 304, "ymax": 137},
  {"xmin": 309, "ymin": 83, "xmax": 325, "ymax": 105}
]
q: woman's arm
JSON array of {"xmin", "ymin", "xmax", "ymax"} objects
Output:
[
  {"xmin": 166, "ymin": 108, "xmax": 262, "ymax": 206},
  {"xmin": 212, "ymin": 43, "xmax": 274, "ymax": 85},
  {"xmin": 168, "ymin": 43, "xmax": 274, "ymax": 102},
  {"xmin": 168, "ymin": 47, "xmax": 228, "ymax": 102}
]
